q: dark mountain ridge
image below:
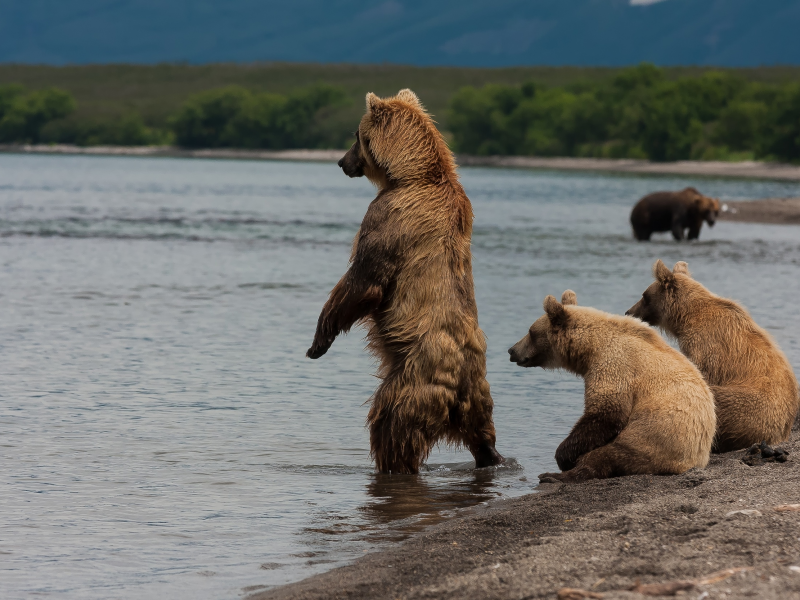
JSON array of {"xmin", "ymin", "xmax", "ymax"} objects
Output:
[{"xmin": 1, "ymin": 0, "xmax": 799, "ymax": 67}]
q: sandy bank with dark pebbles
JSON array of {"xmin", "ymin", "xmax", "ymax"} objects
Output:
[{"xmin": 251, "ymin": 428, "xmax": 800, "ymax": 600}]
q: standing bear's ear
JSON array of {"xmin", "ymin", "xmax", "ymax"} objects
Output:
[
  {"xmin": 396, "ymin": 89, "xmax": 422, "ymax": 108},
  {"xmin": 544, "ymin": 295, "xmax": 568, "ymax": 329},
  {"xmin": 561, "ymin": 290, "xmax": 578, "ymax": 306},
  {"xmin": 673, "ymin": 261, "xmax": 690, "ymax": 276},
  {"xmin": 653, "ymin": 259, "xmax": 674, "ymax": 285}
]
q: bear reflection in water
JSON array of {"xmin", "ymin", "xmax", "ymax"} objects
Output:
[
  {"xmin": 301, "ymin": 467, "xmax": 506, "ymax": 549},
  {"xmin": 361, "ymin": 468, "xmax": 499, "ymax": 533},
  {"xmin": 509, "ymin": 290, "xmax": 716, "ymax": 483}
]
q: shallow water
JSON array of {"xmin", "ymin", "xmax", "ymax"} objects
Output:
[{"xmin": 0, "ymin": 154, "xmax": 799, "ymax": 599}]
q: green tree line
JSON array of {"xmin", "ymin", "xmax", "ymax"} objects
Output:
[
  {"xmin": 1, "ymin": 64, "xmax": 799, "ymax": 162},
  {"xmin": 448, "ymin": 63, "xmax": 800, "ymax": 162},
  {"xmin": 0, "ymin": 82, "xmax": 353, "ymax": 150},
  {"xmin": 0, "ymin": 84, "xmax": 75, "ymax": 143},
  {"xmin": 170, "ymin": 84, "xmax": 350, "ymax": 149}
]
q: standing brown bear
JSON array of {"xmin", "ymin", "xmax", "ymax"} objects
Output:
[
  {"xmin": 627, "ymin": 260, "xmax": 800, "ymax": 452},
  {"xmin": 508, "ymin": 290, "xmax": 715, "ymax": 482},
  {"xmin": 630, "ymin": 187, "xmax": 720, "ymax": 241},
  {"xmin": 306, "ymin": 89, "xmax": 503, "ymax": 474}
]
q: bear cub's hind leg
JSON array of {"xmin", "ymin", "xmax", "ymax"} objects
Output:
[{"xmin": 539, "ymin": 440, "xmax": 648, "ymax": 483}]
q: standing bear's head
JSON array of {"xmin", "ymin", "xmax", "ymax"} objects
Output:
[
  {"xmin": 337, "ymin": 89, "xmax": 457, "ymax": 188},
  {"xmin": 625, "ymin": 260, "xmax": 696, "ymax": 332},
  {"xmin": 684, "ymin": 187, "xmax": 721, "ymax": 227},
  {"xmin": 508, "ymin": 290, "xmax": 578, "ymax": 369}
]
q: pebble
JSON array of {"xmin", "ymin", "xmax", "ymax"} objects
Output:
[{"xmin": 725, "ymin": 509, "xmax": 763, "ymax": 518}]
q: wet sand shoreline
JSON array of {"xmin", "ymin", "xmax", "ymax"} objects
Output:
[
  {"xmin": 250, "ymin": 429, "xmax": 800, "ymax": 600},
  {"xmin": 720, "ymin": 198, "xmax": 800, "ymax": 225},
  {"xmin": 3, "ymin": 144, "xmax": 800, "ymax": 182}
]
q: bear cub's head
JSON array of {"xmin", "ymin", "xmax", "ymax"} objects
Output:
[
  {"xmin": 626, "ymin": 259, "xmax": 692, "ymax": 329},
  {"xmin": 337, "ymin": 89, "xmax": 453, "ymax": 189},
  {"xmin": 508, "ymin": 290, "xmax": 577, "ymax": 369}
]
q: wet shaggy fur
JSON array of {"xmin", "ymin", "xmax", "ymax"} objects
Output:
[
  {"xmin": 627, "ymin": 260, "xmax": 800, "ymax": 452},
  {"xmin": 508, "ymin": 290, "xmax": 715, "ymax": 482},
  {"xmin": 306, "ymin": 89, "xmax": 502, "ymax": 474},
  {"xmin": 630, "ymin": 187, "xmax": 721, "ymax": 241}
]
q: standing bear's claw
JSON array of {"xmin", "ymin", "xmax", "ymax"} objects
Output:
[{"xmin": 306, "ymin": 340, "xmax": 332, "ymax": 359}]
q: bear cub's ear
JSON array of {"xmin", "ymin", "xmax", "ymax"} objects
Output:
[
  {"xmin": 653, "ymin": 259, "xmax": 674, "ymax": 285},
  {"xmin": 673, "ymin": 261, "xmax": 690, "ymax": 276},
  {"xmin": 396, "ymin": 89, "xmax": 422, "ymax": 108},
  {"xmin": 561, "ymin": 290, "xmax": 578, "ymax": 306},
  {"xmin": 366, "ymin": 92, "xmax": 382, "ymax": 112},
  {"xmin": 544, "ymin": 295, "xmax": 568, "ymax": 328}
]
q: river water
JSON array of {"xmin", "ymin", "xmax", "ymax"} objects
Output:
[{"xmin": 1, "ymin": 154, "xmax": 799, "ymax": 599}]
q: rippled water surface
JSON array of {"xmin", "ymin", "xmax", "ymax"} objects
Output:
[{"xmin": 1, "ymin": 154, "xmax": 800, "ymax": 599}]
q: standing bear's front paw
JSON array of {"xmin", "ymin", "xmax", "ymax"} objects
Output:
[{"xmin": 306, "ymin": 336, "xmax": 334, "ymax": 359}]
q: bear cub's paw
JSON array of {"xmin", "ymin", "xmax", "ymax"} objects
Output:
[
  {"xmin": 741, "ymin": 440, "xmax": 790, "ymax": 466},
  {"xmin": 538, "ymin": 471, "xmax": 566, "ymax": 483}
]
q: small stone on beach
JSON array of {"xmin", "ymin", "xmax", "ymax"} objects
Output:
[
  {"xmin": 725, "ymin": 509, "xmax": 763, "ymax": 518},
  {"xmin": 557, "ymin": 588, "xmax": 603, "ymax": 599}
]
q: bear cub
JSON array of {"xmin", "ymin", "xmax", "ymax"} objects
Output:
[
  {"xmin": 307, "ymin": 89, "xmax": 503, "ymax": 474},
  {"xmin": 630, "ymin": 187, "xmax": 720, "ymax": 241},
  {"xmin": 627, "ymin": 260, "xmax": 800, "ymax": 452},
  {"xmin": 509, "ymin": 290, "xmax": 715, "ymax": 482}
]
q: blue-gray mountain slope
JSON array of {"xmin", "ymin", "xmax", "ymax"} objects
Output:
[{"xmin": 1, "ymin": 0, "xmax": 798, "ymax": 66}]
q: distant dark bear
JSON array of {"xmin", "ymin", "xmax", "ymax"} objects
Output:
[
  {"xmin": 306, "ymin": 89, "xmax": 503, "ymax": 474},
  {"xmin": 630, "ymin": 187, "xmax": 720, "ymax": 241}
]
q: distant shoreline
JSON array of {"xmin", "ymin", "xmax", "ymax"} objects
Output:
[
  {"xmin": 0, "ymin": 144, "xmax": 345, "ymax": 163},
  {"xmin": 3, "ymin": 144, "xmax": 800, "ymax": 182}
]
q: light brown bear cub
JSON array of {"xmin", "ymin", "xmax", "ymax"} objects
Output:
[
  {"xmin": 307, "ymin": 89, "xmax": 503, "ymax": 474},
  {"xmin": 509, "ymin": 290, "xmax": 715, "ymax": 482},
  {"xmin": 627, "ymin": 260, "xmax": 799, "ymax": 452}
]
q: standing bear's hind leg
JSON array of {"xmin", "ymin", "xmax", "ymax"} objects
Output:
[
  {"xmin": 457, "ymin": 378, "xmax": 503, "ymax": 468},
  {"xmin": 367, "ymin": 378, "xmax": 454, "ymax": 474}
]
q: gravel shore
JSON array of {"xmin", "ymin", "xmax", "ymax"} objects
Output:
[
  {"xmin": 250, "ymin": 428, "xmax": 800, "ymax": 600},
  {"xmin": 719, "ymin": 198, "xmax": 800, "ymax": 225}
]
